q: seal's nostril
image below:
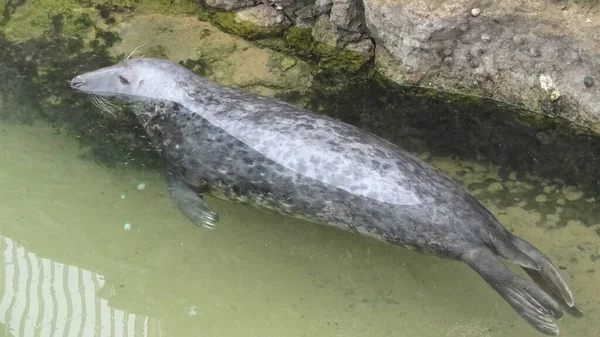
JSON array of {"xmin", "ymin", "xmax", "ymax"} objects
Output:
[{"xmin": 70, "ymin": 77, "xmax": 84, "ymax": 88}]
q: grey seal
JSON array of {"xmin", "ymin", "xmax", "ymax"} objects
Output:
[{"xmin": 70, "ymin": 58, "xmax": 581, "ymax": 335}]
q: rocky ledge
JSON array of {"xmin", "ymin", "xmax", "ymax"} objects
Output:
[{"xmin": 364, "ymin": 0, "xmax": 600, "ymax": 134}]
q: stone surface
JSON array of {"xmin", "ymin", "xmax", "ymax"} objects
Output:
[
  {"xmin": 345, "ymin": 38, "xmax": 374, "ymax": 55},
  {"xmin": 205, "ymin": 0, "xmax": 257, "ymax": 10},
  {"xmin": 235, "ymin": 4, "xmax": 291, "ymax": 35},
  {"xmin": 311, "ymin": 14, "xmax": 339, "ymax": 47},
  {"xmin": 330, "ymin": 0, "xmax": 360, "ymax": 31},
  {"xmin": 314, "ymin": 0, "xmax": 333, "ymax": 14},
  {"xmin": 293, "ymin": 5, "xmax": 317, "ymax": 28},
  {"xmin": 364, "ymin": 0, "xmax": 600, "ymax": 134}
]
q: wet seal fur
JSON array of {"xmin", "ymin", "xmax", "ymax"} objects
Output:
[{"xmin": 71, "ymin": 58, "xmax": 581, "ymax": 335}]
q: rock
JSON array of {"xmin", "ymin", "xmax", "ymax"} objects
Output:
[
  {"xmin": 235, "ymin": 4, "xmax": 291, "ymax": 36},
  {"xmin": 294, "ymin": 5, "xmax": 316, "ymax": 28},
  {"xmin": 345, "ymin": 39, "xmax": 374, "ymax": 55},
  {"xmin": 339, "ymin": 31, "xmax": 362, "ymax": 44},
  {"xmin": 539, "ymin": 74, "xmax": 561, "ymax": 101},
  {"xmin": 206, "ymin": 0, "xmax": 256, "ymax": 11},
  {"xmin": 330, "ymin": 0, "xmax": 360, "ymax": 31},
  {"xmin": 584, "ymin": 76, "xmax": 594, "ymax": 88},
  {"xmin": 364, "ymin": 0, "xmax": 600, "ymax": 134},
  {"xmin": 312, "ymin": 14, "xmax": 339, "ymax": 47},
  {"xmin": 314, "ymin": 0, "xmax": 334, "ymax": 15}
]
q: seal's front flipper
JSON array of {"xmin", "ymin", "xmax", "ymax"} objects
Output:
[
  {"xmin": 508, "ymin": 234, "xmax": 583, "ymax": 318},
  {"xmin": 165, "ymin": 172, "xmax": 219, "ymax": 229},
  {"xmin": 463, "ymin": 248, "xmax": 563, "ymax": 336}
]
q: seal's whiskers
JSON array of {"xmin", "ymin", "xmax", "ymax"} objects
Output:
[
  {"xmin": 124, "ymin": 44, "xmax": 146, "ymax": 61},
  {"xmin": 90, "ymin": 95, "xmax": 119, "ymax": 119}
]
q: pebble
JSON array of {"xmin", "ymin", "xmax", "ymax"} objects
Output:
[
  {"xmin": 583, "ymin": 76, "xmax": 594, "ymax": 88},
  {"xmin": 528, "ymin": 47, "xmax": 541, "ymax": 57},
  {"xmin": 471, "ymin": 8, "xmax": 481, "ymax": 17},
  {"xmin": 137, "ymin": 183, "xmax": 146, "ymax": 190},
  {"xmin": 480, "ymin": 33, "xmax": 491, "ymax": 43},
  {"xmin": 187, "ymin": 306, "xmax": 197, "ymax": 316},
  {"xmin": 124, "ymin": 223, "xmax": 132, "ymax": 230},
  {"xmin": 512, "ymin": 35, "xmax": 525, "ymax": 45}
]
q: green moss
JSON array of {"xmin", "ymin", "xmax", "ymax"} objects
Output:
[
  {"xmin": 213, "ymin": 12, "xmax": 253, "ymax": 37},
  {"xmin": 320, "ymin": 48, "xmax": 370, "ymax": 73},
  {"xmin": 282, "ymin": 28, "xmax": 371, "ymax": 75},
  {"xmin": 283, "ymin": 27, "xmax": 315, "ymax": 57},
  {"xmin": 1, "ymin": 0, "xmax": 109, "ymax": 41},
  {"xmin": 279, "ymin": 56, "xmax": 297, "ymax": 71}
]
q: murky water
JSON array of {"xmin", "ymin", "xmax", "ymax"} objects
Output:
[{"xmin": 0, "ymin": 121, "xmax": 598, "ymax": 337}]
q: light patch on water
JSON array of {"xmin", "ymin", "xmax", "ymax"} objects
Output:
[
  {"xmin": 0, "ymin": 122, "xmax": 598, "ymax": 337},
  {"xmin": 0, "ymin": 235, "xmax": 162, "ymax": 337}
]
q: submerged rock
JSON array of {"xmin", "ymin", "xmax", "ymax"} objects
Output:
[
  {"xmin": 111, "ymin": 14, "xmax": 313, "ymax": 99},
  {"xmin": 234, "ymin": 4, "xmax": 291, "ymax": 36}
]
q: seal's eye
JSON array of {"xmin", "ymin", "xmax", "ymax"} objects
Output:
[{"xmin": 118, "ymin": 75, "xmax": 130, "ymax": 85}]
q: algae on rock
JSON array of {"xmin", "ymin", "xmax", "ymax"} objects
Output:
[{"xmin": 110, "ymin": 14, "xmax": 314, "ymax": 100}]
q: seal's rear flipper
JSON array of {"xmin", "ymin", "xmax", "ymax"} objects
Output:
[
  {"xmin": 490, "ymin": 234, "xmax": 540, "ymax": 270},
  {"xmin": 508, "ymin": 234, "xmax": 583, "ymax": 318},
  {"xmin": 463, "ymin": 248, "xmax": 563, "ymax": 336},
  {"xmin": 165, "ymin": 172, "xmax": 219, "ymax": 229}
]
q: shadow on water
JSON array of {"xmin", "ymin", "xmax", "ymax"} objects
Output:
[{"xmin": 0, "ymin": 122, "xmax": 598, "ymax": 337}]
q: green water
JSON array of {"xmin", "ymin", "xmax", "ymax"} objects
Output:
[{"xmin": 0, "ymin": 122, "xmax": 598, "ymax": 337}]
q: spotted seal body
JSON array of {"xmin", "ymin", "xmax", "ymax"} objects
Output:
[{"xmin": 71, "ymin": 58, "xmax": 580, "ymax": 335}]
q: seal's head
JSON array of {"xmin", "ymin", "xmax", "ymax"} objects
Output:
[{"xmin": 70, "ymin": 58, "xmax": 190, "ymax": 103}]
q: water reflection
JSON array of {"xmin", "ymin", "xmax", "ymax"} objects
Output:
[{"xmin": 0, "ymin": 236, "xmax": 162, "ymax": 337}]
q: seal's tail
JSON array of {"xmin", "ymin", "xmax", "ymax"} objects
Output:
[{"xmin": 463, "ymin": 248, "xmax": 564, "ymax": 336}]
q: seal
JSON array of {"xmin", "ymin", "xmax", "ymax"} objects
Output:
[{"xmin": 70, "ymin": 58, "xmax": 581, "ymax": 335}]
